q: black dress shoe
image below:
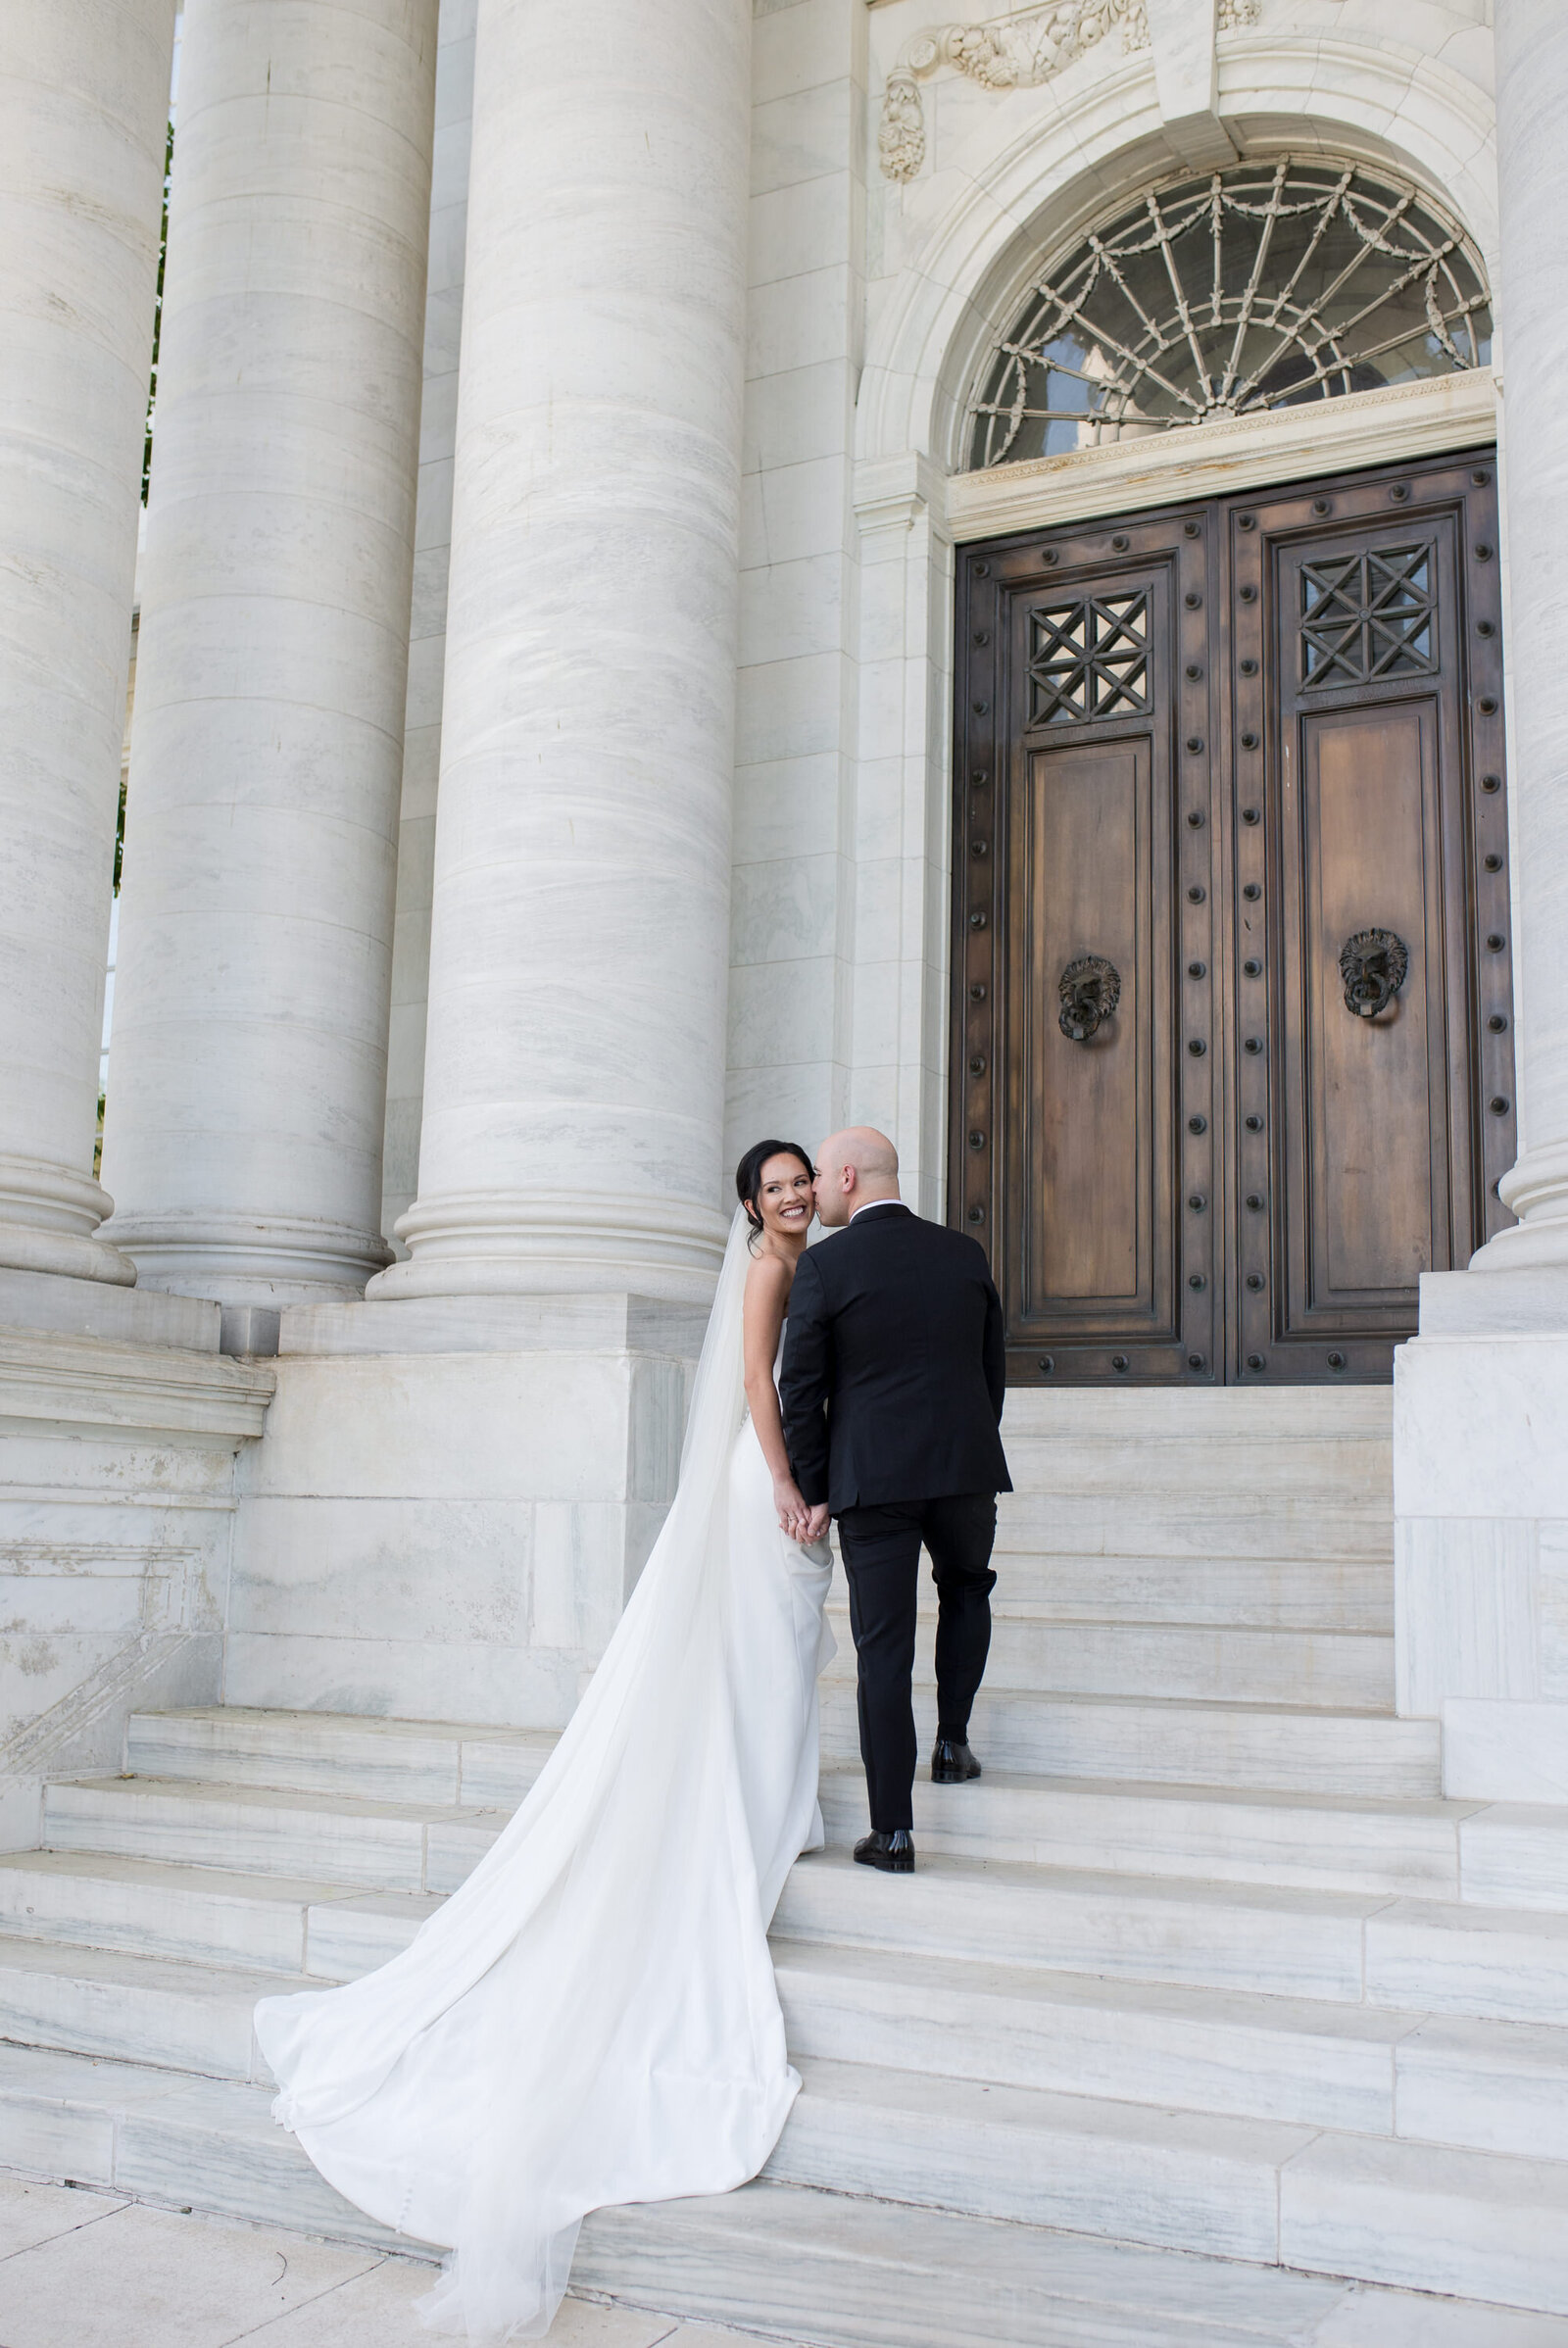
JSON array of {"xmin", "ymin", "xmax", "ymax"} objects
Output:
[
  {"xmin": 855, "ymin": 1830, "xmax": 914, "ymax": 1873},
  {"xmin": 931, "ymin": 1737, "xmax": 982, "ymax": 1784}
]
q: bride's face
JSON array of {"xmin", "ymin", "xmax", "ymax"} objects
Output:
[{"xmin": 754, "ymin": 1155, "xmax": 814, "ymax": 1242}]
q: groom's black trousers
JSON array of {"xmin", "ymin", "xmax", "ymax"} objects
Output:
[{"xmin": 835, "ymin": 1492, "xmax": 998, "ymax": 1833}]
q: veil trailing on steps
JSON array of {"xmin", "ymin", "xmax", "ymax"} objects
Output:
[{"xmin": 254, "ymin": 1210, "xmax": 801, "ymax": 2342}]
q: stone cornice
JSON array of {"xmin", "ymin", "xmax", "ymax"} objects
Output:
[{"xmin": 0, "ymin": 1328, "xmax": 276, "ymax": 1441}]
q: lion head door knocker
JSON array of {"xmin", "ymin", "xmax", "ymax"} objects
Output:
[
  {"xmin": 1057, "ymin": 954, "xmax": 1121, "ymax": 1044},
  {"xmin": 1339, "ymin": 927, "xmax": 1409, "ymax": 1019}
]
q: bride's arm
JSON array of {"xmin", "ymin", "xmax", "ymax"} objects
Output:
[{"xmin": 743, "ymin": 1254, "xmax": 810, "ymax": 1540}]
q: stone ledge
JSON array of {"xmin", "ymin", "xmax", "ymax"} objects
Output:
[
  {"xmin": 0, "ymin": 1268, "xmax": 220, "ymax": 1352},
  {"xmin": 1417, "ymin": 1268, "xmax": 1568, "ymax": 1340},
  {"xmin": 277, "ymin": 1292, "xmax": 710, "ymax": 1358},
  {"xmin": 0, "ymin": 1330, "xmax": 275, "ymax": 1442}
]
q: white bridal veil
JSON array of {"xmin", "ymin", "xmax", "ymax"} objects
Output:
[{"xmin": 254, "ymin": 1210, "xmax": 800, "ymax": 2341}]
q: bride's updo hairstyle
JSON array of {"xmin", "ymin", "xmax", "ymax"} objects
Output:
[{"xmin": 736, "ymin": 1139, "xmax": 814, "ymax": 1250}]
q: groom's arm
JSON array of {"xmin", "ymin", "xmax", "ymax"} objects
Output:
[
  {"xmin": 778, "ymin": 1249, "xmax": 833, "ymax": 1506},
  {"xmin": 982, "ymin": 1269, "xmax": 1006, "ymax": 1423}
]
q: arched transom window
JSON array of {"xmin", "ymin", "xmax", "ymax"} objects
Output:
[{"xmin": 966, "ymin": 157, "xmax": 1493, "ymax": 469}]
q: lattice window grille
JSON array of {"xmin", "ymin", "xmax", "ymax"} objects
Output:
[
  {"xmin": 1028, "ymin": 593, "xmax": 1152, "ymax": 724},
  {"xmin": 967, "ymin": 158, "xmax": 1492, "ymax": 469},
  {"xmin": 1299, "ymin": 544, "xmax": 1437, "ymax": 688}
]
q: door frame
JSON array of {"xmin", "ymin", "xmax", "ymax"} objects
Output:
[{"xmin": 950, "ymin": 447, "xmax": 1516, "ymax": 1386}]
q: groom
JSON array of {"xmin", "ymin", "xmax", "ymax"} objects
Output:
[{"xmin": 779, "ymin": 1128, "xmax": 1011, "ymax": 1874}]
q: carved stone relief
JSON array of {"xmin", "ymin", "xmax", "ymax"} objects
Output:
[
  {"xmin": 878, "ymin": 1, "xmax": 1152, "ymax": 183},
  {"xmin": 876, "ymin": 0, "xmax": 1269, "ymax": 183}
]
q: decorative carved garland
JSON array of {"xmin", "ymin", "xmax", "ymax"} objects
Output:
[{"xmin": 878, "ymin": 0, "xmax": 1262, "ymax": 184}]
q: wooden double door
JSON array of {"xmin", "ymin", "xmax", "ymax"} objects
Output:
[{"xmin": 952, "ymin": 452, "xmax": 1516, "ymax": 1385}]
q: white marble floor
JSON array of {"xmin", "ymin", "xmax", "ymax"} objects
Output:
[{"xmin": 0, "ymin": 2177, "xmax": 775, "ymax": 2348}]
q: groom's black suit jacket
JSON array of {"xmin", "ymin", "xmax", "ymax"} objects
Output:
[{"xmin": 779, "ymin": 1202, "xmax": 1011, "ymax": 1515}]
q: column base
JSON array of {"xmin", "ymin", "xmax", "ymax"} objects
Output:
[
  {"xmin": 369, "ymin": 1189, "xmax": 730, "ymax": 1305},
  {"xmin": 96, "ymin": 1210, "xmax": 395, "ymax": 1308},
  {"xmin": 1470, "ymin": 1140, "xmax": 1568, "ymax": 1272},
  {"xmin": 0, "ymin": 1153, "xmax": 137, "ymax": 1287}
]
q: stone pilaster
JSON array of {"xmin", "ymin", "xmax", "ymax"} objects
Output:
[
  {"xmin": 0, "ymin": 0, "xmax": 174, "ymax": 1289},
  {"xmin": 1394, "ymin": 1, "xmax": 1568, "ymax": 1802},
  {"xmin": 368, "ymin": 0, "xmax": 752, "ymax": 1307},
  {"xmin": 100, "ymin": 0, "xmax": 438, "ymax": 1308},
  {"xmin": 1471, "ymin": 0, "xmax": 1568, "ymax": 1276}
]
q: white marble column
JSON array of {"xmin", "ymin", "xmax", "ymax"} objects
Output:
[
  {"xmin": 368, "ymin": 0, "xmax": 751, "ymax": 1307},
  {"xmin": 0, "ymin": 0, "xmax": 174, "ymax": 1287},
  {"xmin": 1471, "ymin": 0, "xmax": 1568, "ymax": 1273},
  {"xmin": 99, "ymin": 0, "xmax": 438, "ymax": 1306}
]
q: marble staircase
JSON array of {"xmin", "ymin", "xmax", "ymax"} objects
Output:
[{"xmin": 2, "ymin": 1388, "xmax": 1568, "ymax": 2341}]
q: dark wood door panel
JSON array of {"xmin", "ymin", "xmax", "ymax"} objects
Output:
[
  {"xmin": 1013, "ymin": 735, "xmax": 1160, "ymax": 1323},
  {"xmin": 1289, "ymin": 697, "xmax": 1446, "ymax": 1311}
]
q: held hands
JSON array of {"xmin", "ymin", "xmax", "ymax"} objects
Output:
[
  {"xmin": 772, "ymin": 1476, "xmax": 815, "ymax": 1542},
  {"xmin": 802, "ymin": 1501, "xmax": 831, "ymax": 1545}
]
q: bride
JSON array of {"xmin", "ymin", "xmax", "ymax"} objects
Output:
[{"xmin": 254, "ymin": 1141, "xmax": 836, "ymax": 2343}]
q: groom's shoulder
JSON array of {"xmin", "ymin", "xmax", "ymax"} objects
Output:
[{"xmin": 824, "ymin": 1210, "xmax": 987, "ymax": 1267}]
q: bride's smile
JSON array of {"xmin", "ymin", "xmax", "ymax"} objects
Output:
[{"xmin": 753, "ymin": 1158, "xmax": 814, "ymax": 1240}]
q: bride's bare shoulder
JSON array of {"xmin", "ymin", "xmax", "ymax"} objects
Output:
[{"xmin": 743, "ymin": 1247, "xmax": 794, "ymax": 1319}]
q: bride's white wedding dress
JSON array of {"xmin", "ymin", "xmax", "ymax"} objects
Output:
[{"xmin": 254, "ymin": 1213, "xmax": 835, "ymax": 2343}]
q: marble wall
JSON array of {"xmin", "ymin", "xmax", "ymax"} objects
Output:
[{"xmin": 0, "ymin": 1341, "xmax": 273, "ymax": 1851}]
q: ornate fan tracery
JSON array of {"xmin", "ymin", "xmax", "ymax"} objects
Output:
[{"xmin": 965, "ymin": 158, "xmax": 1492, "ymax": 469}]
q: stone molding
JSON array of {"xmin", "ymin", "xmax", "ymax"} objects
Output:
[
  {"xmin": 879, "ymin": 1, "xmax": 1153, "ymax": 182},
  {"xmin": 0, "ymin": 1152, "xmax": 136, "ymax": 1287},
  {"xmin": 0, "ymin": 1329, "xmax": 275, "ymax": 1441},
  {"xmin": 940, "ymin": 366, "xmax": 1497, "ymax": 538}
]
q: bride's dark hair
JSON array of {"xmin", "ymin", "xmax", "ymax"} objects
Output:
[{"xmin": 735, "ymin": 1139, "xmax": 814, "ymax": 1249}]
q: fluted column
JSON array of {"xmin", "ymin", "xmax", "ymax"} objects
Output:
[
  {"xmin": 1472, "ymin": 0, "xmax": 1568, "ymax": 1273},
  {"xmin": 100, "ymin": 0, "xmax": 438, "ymax": 1306},
  {"xmin": 368, "ymin": 0, "xmax": 751, "ymax": 1307},
  {"xmin": 0, "ymin": 0, "xmax": 174, "ymax": 1287}
]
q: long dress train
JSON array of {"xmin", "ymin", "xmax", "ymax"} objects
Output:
[{"xmin": 253, "ymin": 1213, "xmax": 834, "ymax": 2343}]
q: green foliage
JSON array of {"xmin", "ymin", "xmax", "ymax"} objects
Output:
[{"xmin": 142, "ymin": 116, "xmax": 173, "ymax": 506}]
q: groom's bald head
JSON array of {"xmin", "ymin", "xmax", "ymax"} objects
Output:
[{"xmin": 813, "ymin": 1126, "xmax": 901, "ymax": 1227}]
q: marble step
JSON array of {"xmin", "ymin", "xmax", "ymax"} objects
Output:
[
  {"xmin": 822, "ymin": 1607, "xmax": 1395, "ymax": 1708},
  {"xmin": 124, "ymin": 1706, "xmax": 555, "ymax": 1808},
  {"xmin": 996, "ymin": 1490, "xmax": 1393, "ymax": 1566},
  {"xmin": 41, "ymin": 1775, "xmax": 504, "ymax": 1894},
  {"xmin": 9, "ymin": 1890, "xmax": 1563, "ymax": 2165},
  {"xmin": 819, "ymin": 1685, "xmax": 1442, "ymax": 1796},
  {"xmin": 0, "ymin": 1933, "xmax": 287, "ymax": 2081},
  {"xmin": 577, "ymin": 2175, "xmax": 1568, "ymax": 2348},
  {"xmin": 0, "ymin": 2043, "xmax": 1557, "ymax": 2348},
  {"xmin": 998, "ymin": 1430, "xmax": 1391, "ymax": 1502},
  {"xmin": 14, "ymin": 1831, "xmax": 1568, "ymax": 2033},
  {"xmin": 779, "ymin": 1848, "xmax": 1568, "ymax": 2024},
  {"xmin": 998, "ymin": 1385, "xmax": 1390, "ymax": 1448},
  {"xmin": 0, "ymin": 1846, "xmax": 439, "ymax": 1975},
  {"xmin": 4, "ymin": 2031, "xmax": 1565, "ymax": 2319},
  {"xmin": 120, "ymin": 1710, "xmax": 1566, "ymax": 1916},
  {"xmin": 769, "ymin": 2055, "xmax": 1568, "ymax": 2314},
  {"xmin": 816, "ymin": 1764, "xmax": 1477, "ymax": 1896},
  {"xmin": 993, "ymin": 1552, "xmax": 1395, "ymax": 1630},
  {"xmin": 988, "ymin": 1548, "xmax": 1394, "ymax": 1631},
  {"xmin": 774, "ymin": 1937, "xmax": 1568, "ymax": 2160},
  {"xmin": 0, "ymin": 2038, "xmax": 413, "ymax": 2248}
]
